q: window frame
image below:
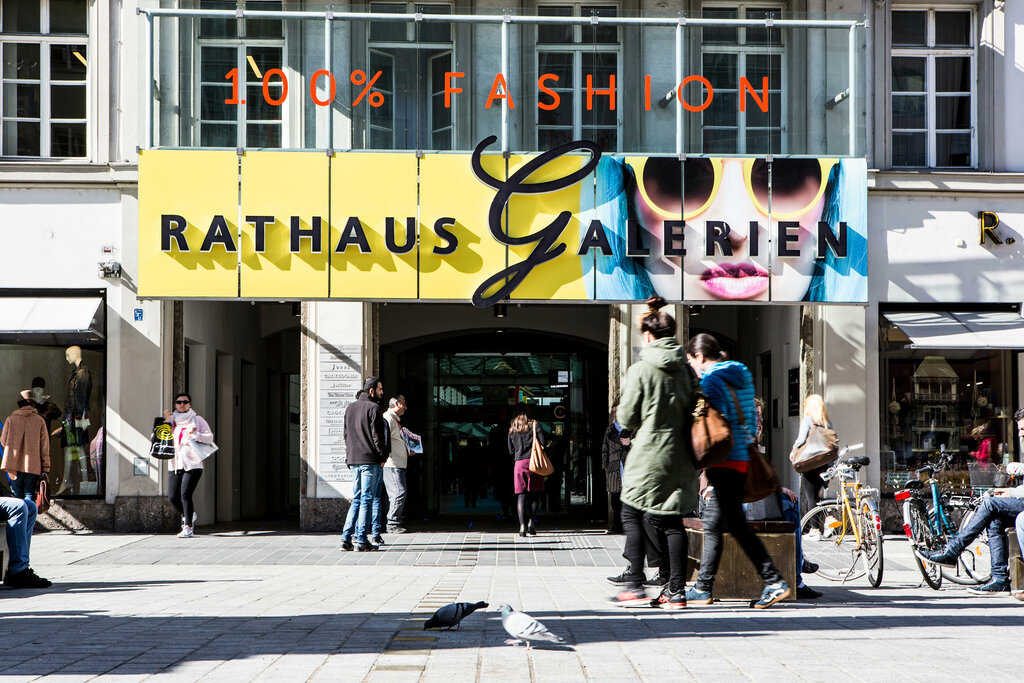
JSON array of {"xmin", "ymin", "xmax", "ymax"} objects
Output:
[
  {"xmin": 534, "ymin": 2, "xmax": 622, "ymax": 152},
  {"xmin": 698, "ymin": 2, "xmax": 786, "ymax": 156},
  {"xmin": 193, "ymin": 12, "xmax": 291, "ymax": 150},
  {"xmin": 366, "ymin": 1, "xmax": 454, "ymax": 151},
  {"xmin": 0, "ymin": 0, "xmax": 91, "ymax": 160},
  {"xmin": 888, "ymin": 5, "xmax": 977, "ymax": 169}
]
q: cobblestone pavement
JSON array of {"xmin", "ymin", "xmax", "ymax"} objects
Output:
[{"xmin": 2, "ymin": 526, "xmax": 1022, "ymax": 681}]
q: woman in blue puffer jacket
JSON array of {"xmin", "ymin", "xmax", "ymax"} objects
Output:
[{"xmin": 685, "ymin": 333, "xmax": 790, "ymax": 609}]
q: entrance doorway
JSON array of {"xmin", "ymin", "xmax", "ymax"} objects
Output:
[{"xmin": 380, "ymin": 320, "xmax": 608, "ymax": 523}]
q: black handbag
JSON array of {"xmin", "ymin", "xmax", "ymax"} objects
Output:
[{"xmin": 149, "ymin": 418, "xmax": 175, "ymax": 460}]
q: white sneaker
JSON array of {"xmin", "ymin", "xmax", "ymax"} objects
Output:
[{"xmin": 178, "ymin": 525, "xmax": 194, "ymax": 538}]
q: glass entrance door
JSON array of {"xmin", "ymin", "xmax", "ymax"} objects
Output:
[{"xmin": 427, "ymin": 351, "xmax": 594, "ymax": 516}]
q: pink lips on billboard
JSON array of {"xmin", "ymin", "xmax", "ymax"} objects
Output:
[{"xmin": 699, "ymin": 262, "xmax": 769, "ymax": 299}]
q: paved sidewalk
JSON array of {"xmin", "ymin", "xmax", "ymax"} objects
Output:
[{"xmin": 1, "ymin": 528, "xmax": 1022, "ymax": 681}]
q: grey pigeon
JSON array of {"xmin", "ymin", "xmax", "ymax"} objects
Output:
[
  {"xmin": 498, "ymin": 603, "xmax": 565, "ymax": 649},
  {"xmin": 423, "ymin": 601, "xmax": 488, "ymax": 630}
]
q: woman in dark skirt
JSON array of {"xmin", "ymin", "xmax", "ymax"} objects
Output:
[{"xmin": 508, "ymin": 403, "xmax": 544, "ymax": 537}]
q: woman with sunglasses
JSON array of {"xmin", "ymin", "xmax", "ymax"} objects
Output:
[
  {"xmin": 162, "ymin": 392, "xmax": 214, "ymax": 538},
  {"xmin": 685, "ymin": 333, "xmax": 791, "ymax": 609}
]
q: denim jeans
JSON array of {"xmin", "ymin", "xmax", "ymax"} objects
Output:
[
  {"xmin": 697, "ymin": 468, "xmax": 783, "ymax": 591},
  {"xmin": 10, "ymin": 472, "xmax": 40, "ymax": 555},
  {"xmin": 781, "ymin": 496, "xmax": 805, "ymax": 585},
  {"xmin": 1016, "ymin": 511, "xmax": 1024, "ymax": 565},
  {"xmin": 0, "ymin": 496, "xmax": 37, "ymax": 575},
  {"xmin": 342, "ymin": 464, "xmax": 382, "ymax": 544},
  {"xmin": 383, "ymin": 467, "xmax": 407, "ymax": 527},
  {"xmin": 948, "ymin": 495, "xmax": 1024, "ymax": 583}
]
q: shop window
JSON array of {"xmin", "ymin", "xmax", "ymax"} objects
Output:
[
  {"xmin": 366, "ymin": 3, "xmax": 453, "ymax": 150},
  {"xmin": 0, "ymin": 0, "xmax": 89, "ymax": 158},
  {"xmin": 699, "ymin": 3, "xmax": 784, "ymax": 155},
  {"xmin": 196, "ymin": 1, "xmax": 286, "ymax": 149},
  {"xmin": 0, "ymin": 296, "xmax": 106, "ymax": 498},
  {"xmin": 536, "ymin": 3, "xmax": 620, "ymax": 152},
  {"xmin": 880, "ymin": 322, "xmax": 1015, "ymax": 496},
  {"xmin": 890, "ymin": 8, "xmax": 975, "ymax": 168}
]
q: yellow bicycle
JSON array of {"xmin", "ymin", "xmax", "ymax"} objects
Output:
[{"xmin": 800, "ymin": 445, "xmax": 884, "ymax": 587}]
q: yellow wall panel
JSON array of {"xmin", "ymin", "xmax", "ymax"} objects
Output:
[
  {"xmin": 330, "ymin": 153, "xmax": 418, "ymax": 299},
  {"xmin": 138, "ymin": 150, "xmax": 239, "ymax": 298},
  {"xmin": 240, "ymin": 152, "xmax": 329, "ymax": 298},
  {"xmin": 418, "ymin": 153, "xmax": 508, "ymax": 302}
]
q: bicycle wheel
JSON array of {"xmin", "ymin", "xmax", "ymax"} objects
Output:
[
  {"xmin": 801, "ymin": 503, "xmax": 866, "ymax": 582},
  {"xmin": 860, "ymin": 504, "xmax": 884, "ymax": 588},
  {"xmin": 941, "ymin": 506, "xmax": 992, "ymax": 585},
  {"xmin": 904, "ymin": 499, "xmax": 942, "ymax": 590}
]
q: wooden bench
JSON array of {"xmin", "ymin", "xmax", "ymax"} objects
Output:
[
  {"xmin": 1009, "ymin": 529, "xmax": 1022, "ymax": 592},
  {"xmin": 683, "ymin": 517, "xmax": 798, "ymax": 602}
]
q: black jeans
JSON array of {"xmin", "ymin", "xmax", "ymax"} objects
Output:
[
  {"xmin": 621, "ymin": 504, "xmax": 687, "ymax": 592},
  {"xmin": 800, "ymin": 465, "xmax": 828, "ymax": 522},
  {"xmin": 169, "ymin": 469, "xmax": 203, "ymax": 527},
  {"xmin": 697, "ymin": 468, "xmax": 782, "ymax": 591},
  {"xmin": 606, "ymin": 490, "xmax": 622, "ymax": 532}
]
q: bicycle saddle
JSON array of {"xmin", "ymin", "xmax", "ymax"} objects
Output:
[
  {"xmin": 846, "ymin": 455, "xmax": 870, "ymax": 469},
  {"xmin": 905, "ymin": 479, "xmax": 925, "ymax": 490}
]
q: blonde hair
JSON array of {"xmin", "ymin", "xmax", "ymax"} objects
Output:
[
  {"xmin": 509, "ymin": 403, "xmax": 533, "ymax": 434},
  {"xmin": 802, "ymin": 394, "xmax": 830, "ymax": 427}
]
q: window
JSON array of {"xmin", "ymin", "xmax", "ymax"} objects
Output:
[
  {"xmin": 366, "ymin": 3, "xmax": 453, "ymax": 150},
  {"xmin": 196, "ymin": 1, "xmax": 285, "ymax": 148},
  {"xmin": 890, "ymin": 8, "xmax": 974, "ymax": 168},
  {"xmin": 536, "ymin": 4, "xmax": 620, "ymax": 152},
  {"xmin": 700, "ymin": 4, "xmax": 784, "ymax": 155},
  {"xmin": 0, "ymin": 0, "xmax": 88, "ymax": 158}
]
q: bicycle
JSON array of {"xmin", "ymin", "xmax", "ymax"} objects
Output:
[
  {"xmin": 895, "ymin": 453, "xmax": 991, "ymax": 589},
  {"xmin": 800, "ymin": 444, "xmax": 884, "ymax": 587}
]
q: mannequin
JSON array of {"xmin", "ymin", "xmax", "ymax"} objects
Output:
[{"xmin": 59, "ymin": 345, "xmax": 93, "ymax": 494}]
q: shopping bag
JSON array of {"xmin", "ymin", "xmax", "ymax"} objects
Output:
[
  {"xmin": 149, "ymin": 420, "xmax": 176, "ymax": 460},
  {"xmin": 528, "ymin": 422, "xmax": 554, "ymax": 476},
  {"xmin": 192, "ymin": 440, "xmax": 219, "ymax": 461},
  {"xmin": 790, "ymin": 424, "xmax": 839, "ymax": 473}
]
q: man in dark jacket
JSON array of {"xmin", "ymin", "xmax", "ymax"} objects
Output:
[{"xmin": 340, "ymin": 377, "xmax": 388, "ymax": 551}]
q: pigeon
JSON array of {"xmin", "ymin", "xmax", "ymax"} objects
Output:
[
  {"xmin": 423, "ymin": 601, "xmax": 489, "ymax": 630},
  {"xmin": 497, "ymin": 603, "xmax": 565, "ymax": 649}
]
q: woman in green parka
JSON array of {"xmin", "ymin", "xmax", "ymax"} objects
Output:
[{"xmin": 609, "ymin": 296, "xmax": 698, "ymax": 609}]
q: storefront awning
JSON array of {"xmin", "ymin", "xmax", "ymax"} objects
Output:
[
  {"xmin": 883, "ymin": 311, "xmax": 1024, "ymax": 349},
  {"xmin": 0, "ymin": 297, "xmax": 105, "ymax": 343}
]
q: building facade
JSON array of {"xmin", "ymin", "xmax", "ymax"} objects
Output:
[{"xmin": 0, "ymin": 0, "xmax": 1021, "ymax": 531}]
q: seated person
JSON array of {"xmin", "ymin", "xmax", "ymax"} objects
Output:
[
  {"xmin": 743, "ymin": 487, "xmax": 821, "ymax": 600},
  {"xmin": 919, "ymin": 483, "xmax": 1024, "ymax": 594},
  {"xmin": 1, "ymin": 490, "xmax": 52, "ymax": 589}
]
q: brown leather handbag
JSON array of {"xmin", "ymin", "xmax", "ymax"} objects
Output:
[
  {"xmin": 529, "ymin": 422, "xmax": 554, "ymax": 476},
  {"xmin": 692, "ymin": 392, "xmax": 733, "ymax": 469}
]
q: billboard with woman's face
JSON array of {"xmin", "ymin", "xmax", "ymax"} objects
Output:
[{"xmin": 585, "ymin": 155, "xmax": 867, "ymax": 303}]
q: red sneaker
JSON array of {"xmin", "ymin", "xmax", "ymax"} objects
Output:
[{"xmin": 608, "ymin": 588, "xmax": 648, "ymax": 607}]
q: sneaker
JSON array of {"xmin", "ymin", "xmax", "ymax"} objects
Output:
[
  {"xmin": 966, "ymin": 580, "xmax": 1011, "ymax": 595},
  {"xmin": 355, "ymin": 542, "xmax": 378, "ymax": 552},
  {"xmin": 177, "ymin": 525, "xmax": 194, "ymax": 538},
  {"xmin": 651, "ymin": 587, "xmax": 686, "ymax": 610},
  {"xmin": 797, "ymin": 584, "xmax": 823, "ymax": 600},
  {"xmin": 801, "ymin": 559, "xmax": 819, "ymax": 575},
  {"xmin": 609, "ymin": 587, "xmax": 648, "ymax": 607},
  {"xmin": 3, "ymin": 568, "xmax": 52, "ymax": 589},
  {"xmin": 643, "ymin": 573, "xmax": 670, "ymax": 587},
  {"xmin": 340, "ymin": 539, "xmax": 354, "ymax": 551},
  {"xmin": 371, "ymin": 535, "xmax": 385, "ymax": 546},
  {"xmin": 607, "ymin": 568, "xmax": 643, "ymax": 585},
  {"xmin": 752, "ymin": 580, "xmax": 791, "ymax": 609},
  {"xmin": 683, "ymin": 586, "xmax": 714, "ymax": 605},
  {"xmin": 387, "ymin": 526, "xmax": 407, "ymax": 534},
  {"xmin": 916, "ymin": 547, "xmax": 957, "ymax": 568}
]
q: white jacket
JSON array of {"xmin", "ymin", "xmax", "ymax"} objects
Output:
[{"xmin": 383, "ymin": 409, "xmax": 409, "ymax": 469}]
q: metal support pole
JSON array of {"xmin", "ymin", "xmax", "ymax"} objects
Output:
[
  {"xmin": 848, "ymin": 24, "xmax": 856, "ymax": 157},
  {"xmin": 325, "ymin": 12, "xmax": 333, "ymax": 153},
  {"xmin": 501, "ymin": 12, "xmax": 510, "ymax": 156},
  {"xmin": 675, "ymin": 18, "xmax": 683, "ymax": 158},
  {"xmin": 145, "ymin": 11, "xmax": 154, "ymax": 149}
]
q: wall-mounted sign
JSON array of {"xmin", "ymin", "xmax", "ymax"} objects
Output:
[
  {"xmin": 138, "ymin": 139, "xmax": 867, "ymax": 303},
  {"xmin": 980, "ymin": 211, "xmax": 1016, "ymax": 246}
]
